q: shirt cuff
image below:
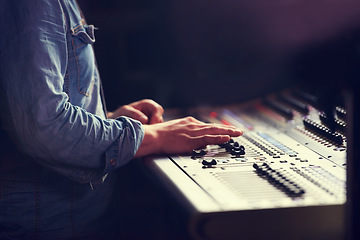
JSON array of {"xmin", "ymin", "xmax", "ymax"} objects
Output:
[
  {"xmin": 89, "ymin": 117, "xmax": 144, "ymax": 189},
  {"xmin": 105, "ymin": 116, "xmax": 144, "ymax": 171}
]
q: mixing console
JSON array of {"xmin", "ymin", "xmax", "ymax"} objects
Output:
[{"xmin": 143, "ymin": 88, "xmax": 346, "ymax": 240}]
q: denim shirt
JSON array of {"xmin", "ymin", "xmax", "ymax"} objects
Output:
[{"xmin": 0, "ymin": 0, "xmax": 144, "ymax": 239}]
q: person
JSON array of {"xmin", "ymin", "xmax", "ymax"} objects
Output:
[{"xmin": 0, "ymin": 1, "xmax": 242, "ymax": 239}]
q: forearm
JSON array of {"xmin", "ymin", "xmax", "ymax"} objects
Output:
[{"xmin": 5, "ymin": 96, "xmax": 144, "ymax": 182}]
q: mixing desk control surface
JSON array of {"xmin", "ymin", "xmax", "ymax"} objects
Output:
[{"xmin": 143, "ymin": 88, "xmax": 346, "ymax": 240}]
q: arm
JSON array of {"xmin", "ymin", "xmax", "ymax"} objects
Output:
[
  {"xmin": 0, "ymin": 1, "xmax": 242, "ymax": 184},
  {"xmin": 107, "ymin": 101, "xmax": 242, "ymax": 156},
  {"xmin": 0, "ymin": 1, "xmax": 143, "ymax": 183}
]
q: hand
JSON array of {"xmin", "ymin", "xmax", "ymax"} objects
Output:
[
  {"xmin": 135, "ymin": 116, "xmax": 243, "ymax": 157},
  {"xmin": 107, "ymin": 99, "xmax": 164, "ymax": 124}
]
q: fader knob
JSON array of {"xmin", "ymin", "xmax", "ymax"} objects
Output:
[
  {"xmin": 202, "ymin": 159, "xmax": 217, "ymax": 167},
  {"xmin": 192, "ymin": 149, "xmax": 206, "ymax": 157}
]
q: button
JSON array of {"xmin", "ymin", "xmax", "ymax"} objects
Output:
[{"xmin": 110, "ymin": 158, "xmax": 116, "ymax": 166}]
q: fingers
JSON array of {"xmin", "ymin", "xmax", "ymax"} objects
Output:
[
  {"xmin": 173, "ymin": 117, "xmax": 242, "ymax": 137},
  {"xmin": 131, "ymin": 110, "xmax": 149, "ymax": 124},
  {"xmin": 130, "ymin": 99, "xmax": 164, "ymax": 124},
  {"xmin": 110, "ymin": 99, "xmax": 163, "ymax": 124},
  {"xmin": 147, "ymin": 100, "xmax": 164, "ymax": 124},
  {"xmin": 174, "ymin": 119, "xmax": 243, "ymax": 152},
  {"xmin": 188, "ymin": 123, "xmax": 243, "ymax": 137},
  {"xmin": 149, "ymin": 110, "xmax": 164, "ymax": 124},
  {"xmin": 136, "ymin": 118, "xmax": 244, "ymax": 157},
  {"xmin": 117, "ymin": 105, "xmax": 149, "ymax": 124},
  {"xmin": 189, "ymin": 134, "xmax": 232, "ymax": 149}
]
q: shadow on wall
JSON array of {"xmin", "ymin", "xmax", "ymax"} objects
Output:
[{"xmin": 78, "ymin": 0, "xmax": 360, "ymax": 110}]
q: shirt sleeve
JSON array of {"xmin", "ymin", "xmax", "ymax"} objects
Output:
[{"xmin": 0, "ymin": 1, "xmax": 144, "ymax": 183}]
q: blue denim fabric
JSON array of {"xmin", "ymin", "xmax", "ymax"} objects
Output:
[{"xmin": 0, "ymin": 0, "xmax": 144, "ymax": 239}]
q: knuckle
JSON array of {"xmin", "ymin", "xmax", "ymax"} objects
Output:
[
  {"xmin": 143, "ymin": 99, "xmax": 153, "ymax": 104},
  {"xmin": 123, "ymin": 104, "xmax": 131, "ymax": 110},
  {"xmin": 145, "ymin": 99, "xmax": 163, "ymax": 111},
  {"xmin": 209, "ymin": 124, "xmax": 218, "ymax": 130},
  {"xmin": 144, "ymin": 99, "xmax": 157, "ymax": 106},
  {"xmin": 185, "ymin": 116, "xmax": 196, "ymax": 122}
]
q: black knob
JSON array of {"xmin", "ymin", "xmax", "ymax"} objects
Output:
[
  {"xmin": 192, "ymin": 149, "xmax": 206, "ymax": 157},
  {"xmin": 202, "ymin": 159, "xmax": 217, "ymax": 166}
]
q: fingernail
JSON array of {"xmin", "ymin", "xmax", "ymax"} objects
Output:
[{"xmin": 236, "ymin": 130, "xmax": 243, "ymax": 135}]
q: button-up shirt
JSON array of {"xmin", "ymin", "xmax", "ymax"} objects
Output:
[{"xmin": 0, "ymin": 0, "xmax": 144, "ymax": 239}]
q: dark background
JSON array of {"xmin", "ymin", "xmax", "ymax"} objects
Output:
[{"xmin": 78, "ymin": 0, "xmax": 360, "ymax": 112}]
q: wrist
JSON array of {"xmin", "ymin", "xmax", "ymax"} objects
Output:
[{"xmin": 135, "ymin": 125, "xmax": 160, "ymax": 157}]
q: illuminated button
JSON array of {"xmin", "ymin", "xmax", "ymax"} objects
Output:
[{"xmin": 209, "ymin": 111, "xmax": 218, "ymax": 118}]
